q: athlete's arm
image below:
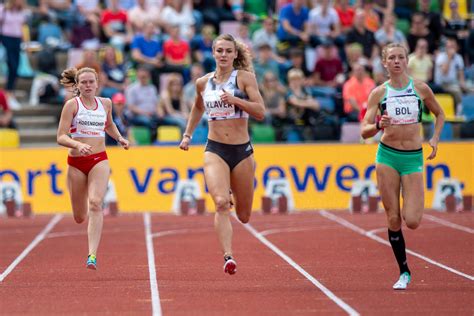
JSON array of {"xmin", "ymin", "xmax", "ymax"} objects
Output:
[
  {"xmin": 361, "ymin": 85, "xmax": 385, "ymax": 139},
  {"xmin": 179, "ymin": 76, "xmax": 207, "ymax": 151},
  {"xmin": 103, "ymin": 98, "xmax": 130, "ymax": 150},
  {"xmin": 57, "ymin": 99, "xmax": 92, "ymax": 155},
  {"xmin": 415, "ymin": 81, "xmax": 445, "ymax": 159},
  {"xmin": 223, "ymin": 70, "xmax": 265, "ymax": 121}
]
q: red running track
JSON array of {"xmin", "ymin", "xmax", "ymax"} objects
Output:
[{"xmin": 0, "ymin": 210, "xmax": 473, "ymax": 315}]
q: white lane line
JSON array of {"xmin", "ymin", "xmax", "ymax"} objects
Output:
[
  {"xmin": 47, "ymin": 231, "xmax": 85, "ymax": 238},
  {"xmin": 151, "ymin": 228, "xmax": 212, "ymax": 239},
  {"xmin": 319, "ymin": 210, "xmax": 474, "ymax": 281},
  {"xmin": 424, "ymin": 214, "xmax": 474, "ymax": 234},
  {"xmin": 143, "ymin": 213, "xmax": 162, "ymax": 316},
  {"xmin": 367, "ymin": 227, "xmax": 387, "ymax": 235},
  {"xmin": 240, "ymin": 220, "xmax": 360, "ymax": 316},
  {"xmin": 259, "ymin": 227, "xmax": 315, "ymax": 236},
  {"xmin": 0, "ymin": 214, "xmax": 63, "ymax": 282}
]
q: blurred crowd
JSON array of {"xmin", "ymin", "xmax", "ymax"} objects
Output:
[{"xmin": 0, "ymin": 0, "xmax": 474, "ymax": 143}]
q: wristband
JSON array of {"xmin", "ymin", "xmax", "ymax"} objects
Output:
[{"xmin": 183, "ymin": 133, "xmax": 192, "ymax": 140}]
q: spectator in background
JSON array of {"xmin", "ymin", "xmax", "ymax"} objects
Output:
[
  {"xmin": 74, "ymin": 0, "xmax": 102, "ymax": 39},
  {"xmin": 106, "ymin": 92, "xmax": 130, "ymax": 146},
  {"xmin": 128, "ymin": 0, "xmax": 163, "ymax": 33},
  {"xmin": 42, "ymin": 0, "xmax": 75, "ymax": 32},
  {"xmin": 193, "ymin": 0, "xmax": 236, "ymax": 33},
  {"xmin": 375, "ymin": 13, "xmax": 408, "ymax": 48},
  {"xmin": 345, "ymin": 9, "xmax": 377, "ymax": 61},
  {"xmin": 162, "ymin": 24, "xmax": 191, "ymax": 83},
  {"xmin": 308, "ymin": 0, "xmax": 342, "ymax": 47},
  {"xmin": 191, "ymin": 24, "xmax": 215, "ymax": 73},
  {"xmin": 312, "ymin": 40, "xmax": 344, "ymax": 89},
  {"xmin": 105, "ymin": 0, "xmax": 136, "ymax": 11},
  {"xmin": 281, "ymin": 48, "xmax": 312, "ymax": 85},
  {"xmin": 286, "ymin": 68, "xmax": 320, "ymax": 133},
  {"xmin": 29, "ymin": 47, "xmax": 61, "ymax": 106},
  {"xmin": 434, "ymin": 37, "xmax": 468, "ymax": 115},
  {"xmin": 100, "ymin": 46, "xmax": 127, "ymax": 99},
  {"xmin": 276, "ymin": 0, "xmax": 311, "ymax": 51},
  {"xmin": 100, "ymin": 0, "xmax": 133, "ymax": 51},
  {"xmin": 160, "ymin": 0, "xmax": 195, "ymax": 40},
  {"xmin": 260, "ymin": 71, "xmax": 288, "ymax": 140},
  {"xmin": 252, "ymin": 16, "xmax": 278, "ymax": 54},
  {"xmin": 408, "ymin": 38, "xmax": 433, "ymax": 84},
  {"xmin": 407, "ymin": 12, "xmax": 436, "ymax": 54},
  {"xmin": 0, "ymin": 0, "xmax": 28, "ymax": 109},
  {"xmin": 157, "ymin": 73, "xmax": 188, "ymax": 132},
  {"xmin": 443, "ymin": 0, "xmax": 469, "ymax": 57},
  {"xmin": 183, "ymin": 63, "xmax": 205, "ymax": 119},
  {"xmin": 0, "ymin": 89, "xmax": 16, "ymax": 129},
  {"xmin": 253, "ymin": 43, "xmax": 281, "ymax": 85},
  {"xmin": 334, "ymin": 0, "xmax": 355, "ymax": 34},
  {"xmin": 417, "ymin": 0, "xmax": 443, "ymax": 48},
  {"xmin": 125, "ymin": 65, "xmax": 160, "ymax": 143},
  {"xmin": 361, "ymin": 0, "xmax": 380, "ymax": 33},
  {"xmin": 76, "ymin": 48, "xmax": 101, "ymax": 75},
  {"xmin": 342, "ymin": 61, "xmax": 375, "ymax": 122}
]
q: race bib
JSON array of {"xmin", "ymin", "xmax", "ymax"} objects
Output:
[
  {"xmin": 203, "ymin": 90, "xmax": 236, "ymax": 118},
  {"xmin": 386, "ymin": 95, "xmax": 419, "ymax": 125}
]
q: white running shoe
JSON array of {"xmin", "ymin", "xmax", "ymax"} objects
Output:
[
  {"xmin": 393, "ymin": 272, "xmax": 411, "ymax": 290},
  {"xmin": 223, "ymin": 255, "xmax": 237, "ymax": 275}
]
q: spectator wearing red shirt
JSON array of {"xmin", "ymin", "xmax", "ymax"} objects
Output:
[
  {"xmin": 163, "ymin": 24, "xmax": 191, "ymax": 82},
  {"xmin": 0, "ymin": 89, "xmax": 16, "ymax": 129},
  {"xmin": 335, "ymin": 0, "xmax": 355, "ymax": 33},
  {"xmin": 342, "ymin": 62, "xmax": 375, "ymax": 122},
  {"xmin": 312, "ymin": 41, "xmax": 344, "ymax": 88},
  {"xmin": 100, "ymin": 0, "xmax": 133, "ymax": 49}
]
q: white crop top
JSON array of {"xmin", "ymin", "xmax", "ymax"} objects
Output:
[
  {"xmin": 69, "ymin": 97, "xmax": 107, "ymax": 138},
  {"xmin": 201, "ymin": 69, "xmax": 249, "ymax": 121},
  {"xmin": 379, "ymin": 78, "xmax": 422, "ymax": 125}
]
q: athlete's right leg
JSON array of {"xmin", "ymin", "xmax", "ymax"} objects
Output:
[
  {"xmin": 377, "ymin": 163, "xmax": 411, "ymax": 289},
  {"xmin": 204, "ymin": 152, "xmax": 233, "ymax": 258},
  {"xmin": 67, "ymin": 167, "xmax": 88, "ymax": 224}
]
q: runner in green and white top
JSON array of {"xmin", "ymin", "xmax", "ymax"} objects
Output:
[{"xmin": 361, "ymin": 43, "xmax": 445, "ymax": 290}]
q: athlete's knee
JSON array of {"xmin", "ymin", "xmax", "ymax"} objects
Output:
[
  {"xmin": 74, "ymin": 214, "xmax": 86, "ymax": 224},
  {"xmin": 387, "ymin": 213, "xmax": 402, "ymax": 230},
  {"xmin": 88, "ymin": 198, "xmax": 103, "ymax": 213},
  {"xmin": 405, "ymin": 213, "xmax": 422, "ymax": 230},
  {"xmin": 236, "ymin": 211, "xmax": 250, "ymax": 224},
  {"xmin": 214, "ymin": 196, "xmax": 231, "ymax": 213}
]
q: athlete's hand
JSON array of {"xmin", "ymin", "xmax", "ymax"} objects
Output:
[
  {"xmin": 118, "ymin": 136, "xmax": 130, "ymax": 150},
  {"xmin": 379, "ymin": 110, "xmax": 392, "ymax": 129},
  {"xmin": 76, "ymin": 142, "xmax": 92, "ymax": 156},
  {"xmin": 179, "ymin": 136, "xmax": 191, "ymax": 151},
  {"xmin": 427, "ymin": 137, "xmax": 438, "ymax": 160},
  {"xmin": 220, "ymin": 89, "xmax": 236, "ymax": 105}
]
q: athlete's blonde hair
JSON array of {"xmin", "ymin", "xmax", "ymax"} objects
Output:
[{"xmin": 212, "ymin": 34, "xmax": 254, "ymax": 73}]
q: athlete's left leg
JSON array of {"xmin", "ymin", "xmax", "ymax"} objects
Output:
[
  {"xmin": 401, "ymin": 172, "xmax": 425, "ymax": 230},
  {"xmin": 230, "ymin": 155, "xmax": 256, "ymax": 224},
  {"xmin": 86, "ymin": 160, "xmax": 111, "ymax": 259}
]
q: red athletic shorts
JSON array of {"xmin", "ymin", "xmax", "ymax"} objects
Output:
[{"xmin": 67, "ymin": 151, "xmax": 108, "ymax": 175}]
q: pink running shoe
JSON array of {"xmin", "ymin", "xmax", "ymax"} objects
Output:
[{"xmin": 223, "ymin": 255, "xmax": 237, "ymax": 275}]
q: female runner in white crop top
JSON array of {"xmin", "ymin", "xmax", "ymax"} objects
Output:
[
  {"xmin": 57, "ymin": 67, "xmax": 130, "ymax": 270},
  {"xmin": 179, "ymin": 34, "xmax": 265, "ymax": 275}
]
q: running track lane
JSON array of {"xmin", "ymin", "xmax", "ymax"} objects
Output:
[
  {"xmin": 328, "ymin": 211, "xmax": 474, "ymax": 275},
  {"xmin": 149, "ymin": 213, "xmax": 357, "ymax": 315},
  {"xmin": 0, "ymin": 214, "xmax": 152, "ymax": 315},
  {"xmin": 248, "ymin": 211, "xmax": 474, "ymax": 315}
]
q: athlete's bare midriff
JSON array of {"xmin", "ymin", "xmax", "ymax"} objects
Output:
[
  {"xmin": 208, "ymin": 118, "xmax": 249, "ymax": 144},
  {"xmin": 69, "ymin": 137, "xmax": 106, "ymax": 156},
  {"xmin": 380, "ymin": 123, "xmax": 423, "ymax": 150}
]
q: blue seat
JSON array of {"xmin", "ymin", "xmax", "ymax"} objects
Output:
[
  {"xmin": 286, "ymin": 128, "xmax": 303, "ymax": 143},
  {"xmin": 461, "ymin": 94, "xmax": 474, "ymax": 121},
  {"xmin": 439, "ymin": 122, "xmax": 453, "ymax": 141}
]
